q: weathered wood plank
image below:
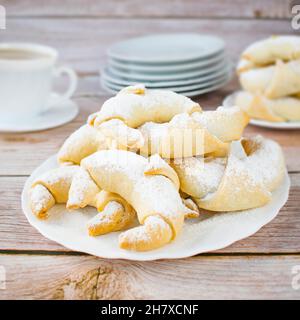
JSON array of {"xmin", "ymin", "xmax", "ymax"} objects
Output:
[
  {"xmin": 3, "ymin": 0, "xmax": 292, "ymax": 19},
  {"xmin": 1, "ymin": 18, "xmax": 293, "ymax": 73},
  {"xmin": 0, "ymin": 254, "xmax": 299, "ymax": 299},
  {"xmin": 0, "ymin": 173, "xmax": 299, "ymax": 253}
]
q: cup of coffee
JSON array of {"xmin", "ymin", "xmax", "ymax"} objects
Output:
[{"xmin": 0, "ymin": 43, "xmax": 78, "ymax": 121}]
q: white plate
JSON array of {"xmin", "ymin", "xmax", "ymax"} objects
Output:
[
  {"xmin": 22, "ymin": 155, "xmax": 290, "ymax": 261},
  {"xmin": 0, "ymin": 96, "xmax": 78, "ymax": 133},
  {"xmin": 106, "ymin": 59, "xmax": 229, "ymax": 81},
  {"xmin": 102, "ymin": 70, "xmax": 232, "ymax": 93},
  {"xmin": 102, "ymin": 62, "xmax": 233, "ymax": 88},
  {"xmin": 108, "ymin": 33, "xmax": 225, "ymax": 64},
  {"xmin": 223, "ymin": 92, "xmax": 300, "ymax": 130},
  {"xmin": 108, "ymin": 53, "xmax": 225, "ymax": 73},
  {"xmin": 102, "ymin": 71, "xmax": 230, "ymax": 97}
]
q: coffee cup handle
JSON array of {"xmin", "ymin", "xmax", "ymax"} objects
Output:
[{"xmin": 47, "ymin": 66, "xmax": 78, "ymax": 107}]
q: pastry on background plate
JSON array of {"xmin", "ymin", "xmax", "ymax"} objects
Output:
[{"xmin": 236, "ymin": 35, "xmax": 300, "ymax": 122}]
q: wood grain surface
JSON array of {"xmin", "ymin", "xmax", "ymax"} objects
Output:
[
  {"xmin": 0, "ymin": 0, "xmax": 299, "ymax": 300},
  {"xmin": 3, "ymin": 0, "xmax": 292, "ymax": 19},
  {"xmin": 0, "ymin": 254, "xmax": 299, "ymax": 299}
]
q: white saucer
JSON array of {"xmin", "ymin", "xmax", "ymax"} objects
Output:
[
  {"xmin": 108, "ymin": 33, "xmax": 225, "ymax": 64},
  {"xmin": 102, "ymin": 62, "xmax": 233, "ymax": 87},
  {"xmin": 22, "ymin": 155, "xmax": 290, "ymax": 261},
  {"xmin": 108, "ymin": 53, "xmax": 225, "ymax": 73},
  {"xmin": 223, "ymin": 92, "xmax": 300, "ymax": 130},
  {"xmin": 0, "ymin": 97, "xmax": 78, "ymax": 133}
]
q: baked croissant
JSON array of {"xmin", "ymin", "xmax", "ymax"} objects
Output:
[
  {"xmin": 88, "ymin": 84, "xmax": 202, "ymax": 128},
  {"xmin": 81, "ymin": 150, "xmax": 197, "ymax": 251},
  {"xmin": 58, "ymin": 120, "xmax": 144, "ymax": 165},
  {"xmin": 235, "ymin": 91, "xmax": 300, "ymax": 122},
  {"xmin": 241, "ymin": 35, "xmax": 300, "ymax": 66},
  {"xmin": 139, "ymin": 107, "xmax": 248, "ymax": 158},
  {"xmin": 239, "ymin": 59, "xmax": 300, "ymax": 99},
  {"xmin": 29, "ymin": 165, "xmax": 136, "ymax": 235},
  {"xmin": 237, "ymin": 36, "xmax": 300, "ymax": 122},
  {"xmin": 139, "ymin": 113, "xmax": 228, "ymax": 158},
  {"xmin": 87, "ymin": 84, "xmax": 248, "ymax": 159},
  {"xmin": 171, "ymin": 136, "xmax": 285, "ymax": 211}
]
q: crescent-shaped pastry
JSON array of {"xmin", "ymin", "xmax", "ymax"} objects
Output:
[
  {"xmin": 29, "ymin": 165, "xmax": 136, "ymax": 235},
  {"xmin": 81, "ymin": 150, "xmax": 197, "ymax": 251},
  {"xmin": 235, "ymin": 91, "xmax": 300, "ymax": 122},
  {"xmin": 87, "ymin": 192, "xmax": 136, "ymax": 237},
  {"xmin": 88, "ymin": 84, "xmax": 201, "ymax": 128},
  {"xmin": 58, "ymin": 120, "xmax": 144, "ymax": 165},
  {"xmin": 171, "ymin": 136, "xmax": 285, "ymax": 211},
  {"xmin": 139, "ymin": 107, "xmax": 248, "ymax": 158},
  {"xmin": 241, "ymin": 35, "xmax": 300, "ymax": 66},
  {"xmin": 30, "ymin": 166, "xmax": 98, "ymax": 218},
  {"xmin": 191, "ymin": 106, "xmax": 249, "ymax": 142},
  {"xmin": 239, "ymin": 59, "xmax": 300, "ymax": 99},
  {"xmin": 139, "ymin": 113, "xmax": 228, "ymax": 159}
]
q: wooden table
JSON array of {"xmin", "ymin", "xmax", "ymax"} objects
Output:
[{"xmin": 0, "ymin": 0, "xmax": 299, "ymax": 299}]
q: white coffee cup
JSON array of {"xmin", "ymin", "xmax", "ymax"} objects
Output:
[{"xmin": 0, "ymin": 43, "xmax": 78, "ymax": 121}]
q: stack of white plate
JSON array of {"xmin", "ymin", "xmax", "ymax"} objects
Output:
[{"xmin": 101, "ymin": 33, "xmax": 233, "ymax": 97}]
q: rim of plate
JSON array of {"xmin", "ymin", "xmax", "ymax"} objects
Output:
[
  {"xmin": 102, "ymin": 62, "xmax": 233, "ymax": 87},
  {"xmin": 107, "ymin": 33, "xmax": 225, "ymax": 64},
  {"xmin": 223, "ymin": 91, "xmax": 300, "ymax": 130},
  {"xmin": 102, "ymin": 72, "xmax": 232, "ymax": 97},
  {"xmin": 108, "ymin": 56, "xmax": 227, "ymax": 77},
  {"xmin": 0, "ymin": 99, "xmax": 78, "ymax": 133},
  {"xmin": 108, "ymin": 52, "xmax": 225, "ymax": 73},
  {"xmin": 105, "ymin": 59, "xmax": 230, "ymax": 81},
  {"xmin": 103, "ymin": 69, "xmax": 232, "ymax": 93}
]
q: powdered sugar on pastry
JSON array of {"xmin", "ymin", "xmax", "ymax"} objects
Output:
[
  {"xmin": 87, "ymin": 200, "xmax": 135, "ymax": 236},
  {"xmin": 89, "ymin": 85, "xmax": 201, "ymax": 128},
  {"xmin": 81, "ymin": 149, "xmax": 197, "ymax": 251},
  {"xmin": 173, "ymin": 136, "xmax": 285, "ymax": 212},
  {"xmin": 139, "ymin": 112, "xmax": 228, "ymax": 158},
  {"xmin": 191, "ymin": 106, "xmax": 249, "ymax": 142},
  {"xmin": 172, "ymin": 157, "xmax": 226, "ymax": 199},
  {"xmin": 29, "ymin": 165, "xmax": 135, "ymax": 234},
  {"xmin": 242, "ymin": 135, "xmax": 285, "ymax": 191}
]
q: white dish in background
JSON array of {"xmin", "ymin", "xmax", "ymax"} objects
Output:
[
  {"xmin": 108, "ymin": 53, "xmax": 225, "ymax": 73},
  {"xmin": 223, "ymin": 92, "xmax": 300, "ymax": 130},
  {"xmin": 102, "ymin": 71, "xmax": 232, "ymax": 97},
  {"xmin": 22, "ymin": 154, "xmax": 290, "ymax": 261},
  {"xmin": 0, "ymin": 96, "xmax": 78, "ymax": 132},
  {"xmin": 103, "ymin": 70, "xmax": 232, "ymax": 93},
  {"xmin": 106, "ymin": 59, "xmax": 229, "ymax": 81},
  {"xmin": 108, "ymin": 33, "xmax": 225, "ymax": 64},
  {"xmin": 109, "ymin": 57, "xmax": 228, "ymax": 77},
  {"xmin": 102, "ymin": 62, "xmax": 233, "ymax": 87}
]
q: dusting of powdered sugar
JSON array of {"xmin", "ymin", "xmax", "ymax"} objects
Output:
[
  {"xmin": 174, "ymin": 157, "xmax": 226, "ymax": 198},
  {"xmin": 68, "ymin": 167, "xmax": 100, "ymax": 206},
  {"xmin": 82, "ymin": 150, "xmax": 186, "ymax": 226},
  {"xmin": 119, "ymin": 215, "xmax": 171, "ymax": 245},
  {"xmin": 98, "ymin": 119, "xmax": 144, "ymax": 149},
  {"xmin": 33, "ymin": 166, "xmax": 78, "ymax": 188},
  {"xmin": 30, "ymin": 184, "xmax": 53, "ymax": 214},
  {"xmin": 87, "ymin": 201, "xmax": 124, "ymax": 227},
  {"xmin": 94, "ymin": 86, "xmax": 200, "ymax": 127},
  {"xmin": 243, "ymin": 135, "xmax": 285, "ymax": 190}
]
